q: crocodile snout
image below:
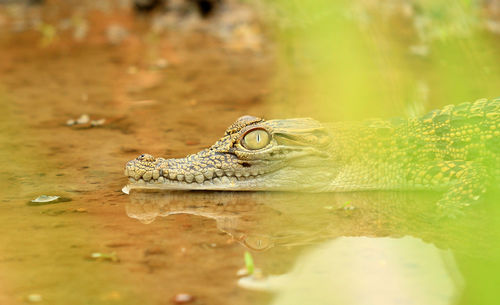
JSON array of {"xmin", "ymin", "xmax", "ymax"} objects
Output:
[
  {"xmin": 136, "ymin": 154, "xmax": 155, "ymax": 162},
  {"xmin": 125, "ymin": 154, "xmax": 162, "ymax": 182}
]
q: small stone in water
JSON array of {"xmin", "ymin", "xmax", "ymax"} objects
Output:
[
  {"xmin": 31, "ymin": 195, "xmax": 60, "ymax": 203},
  {"xmin": 76, "ymin": 114, "xmax": 90, "ymax": 124},
  {"xmin": 89, "ymin": 252, "xmax": 119, "ymax": 262},
  {"xmin": 90, "ymin": 118, "xmax": 106, "ymax": 126},
  {"xmin": 66, "ymin": 119, "xmax": 75, "ymax": 126},
  {"xmin": 172, "ymin": 293, "xmax": 194, "ymax": 304}
]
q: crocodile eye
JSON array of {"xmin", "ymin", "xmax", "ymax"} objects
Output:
[{"xmin": 241, "ymin": 129, "xmax": 270, "ymax": 150}]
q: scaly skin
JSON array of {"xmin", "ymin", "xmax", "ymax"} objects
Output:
[{"xmin": 125, "ymin": 98, "xmax": 499, "ymax": 212}]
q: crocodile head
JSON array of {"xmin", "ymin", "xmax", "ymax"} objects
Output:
[{"xmin": 125, "ymin": 115, "xmax": 333, "ymax": 191}]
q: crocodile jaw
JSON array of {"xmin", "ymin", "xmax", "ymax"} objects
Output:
[
  {"xmin": 124, "ymin": 116, "xmax": 332, "ymax": 192},
  {"xmin": 125, "ymin": 154, "xmax": 331, "ymax": 192},
  {"xmin": 125, "ymin": 159, "xmax": 267, "ymax": 191},
  {"xmin": 126, "ymin": 174, "xmax": 265, "ymax": 191}
]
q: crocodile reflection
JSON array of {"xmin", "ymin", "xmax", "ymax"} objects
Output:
[
  {"xmin": 125, "ymin": 190, "xmax": 491, "ymax": 252},
  {"xmin": 124, "ymin": 190, "xmax": 499, "ymax": 305},
  {"xmin": 126, "ymin": 190, "xmax": 280, "ymax": 250}
]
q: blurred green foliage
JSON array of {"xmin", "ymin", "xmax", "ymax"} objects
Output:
[
  {"xmin": 261, "ymin": 1, "xmax": 500, "ymax": 304},
  {"xmin": 263, "ymin": 0, "xmax": 500, "ymax": 121},
  {"xmin": 244, "ymin": 251, "xmax": 255, "ymax": 275}
]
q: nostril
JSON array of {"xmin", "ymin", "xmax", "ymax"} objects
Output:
[
  {"xmin": 137, "ymin": 153, "xmax": 155, "ymax": 162},
  {"xmin": 242, "ymin": 162, "xmax": 251, "ymax": 167}
]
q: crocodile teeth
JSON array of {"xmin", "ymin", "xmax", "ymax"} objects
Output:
[
  {"xmin": 195, "ymin": 174, "xmax": 204, "ymax": 184},
  {"xmin": 129, "ymin": 177, "xmax": 136, "ymax": 182},
  {"xmin": 169, "ymin": 172, "xmax": 177, "ymax": 180},
  {"xmin": 235, "ymin": 171, "xmax": 242, "ymax": 178},
  {"xmin": 185, "ymin": 174, "xmax": 194, "ymax": 183},
  {"xmin": 221, "ymin": 176, "xmax": 230, "ymax": 184},
  {"xmin": 215, "ymin": 169, "xmax": 224, "ymax": 177},
  {"xmin": 177, "ymin": 174, "xmax": 185, "ymax": 181},
  {"xmin": 134, "ymin": 173, "xmax": 142, "ymax": 180},
  {"xmin": 143, "ymin": 171, "xmax": 152, "ymax": 181},
  {"xmin": 158, "ymin": 176, "xmax": 165, "ymax": 183},
  {"xmin": 225, "ymin": 170, "xmax": 234, "ymax": 177},
  {"xmin": 204, "ymin": 170, "xmax": 214, "ymax": 180},
  {"xmin": 152, "ymin": 170, "xmax": 160, "ymax": 180},
  {"xmin": 250, "ymin": 169, "xmax": 259, "ymax": 176},
  {"xmin": 243, "ymin": 171, "xmax": 250, "ymax": 177}
]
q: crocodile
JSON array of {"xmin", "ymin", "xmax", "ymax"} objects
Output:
[{"xmin": 124, "ymin": 98, "xmax": 499, "ymax": 211}]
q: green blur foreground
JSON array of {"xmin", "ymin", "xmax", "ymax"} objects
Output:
[
  {"xmin": 267, "ymin": 0, "xmax": 500, "ymax": 120},
  {"xmin": 263, "ymin": 0, "xmax": 500, "ymax": 304}
]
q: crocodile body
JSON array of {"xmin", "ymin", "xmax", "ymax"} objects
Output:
[{"xmin": 125, "ymin": 98, "xmax": 499, "ymax": 211}]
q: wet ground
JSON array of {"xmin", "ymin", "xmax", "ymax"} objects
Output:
[{"xmin": 0, "ymin": 1, "xmax": 500, "ymax": 305}]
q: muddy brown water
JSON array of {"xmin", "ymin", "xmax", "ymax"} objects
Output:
[
  {"xmin": 1, "ymin": 3, "xmax": 500, "ymax": 305},
  {"xmin": 0, "ymin": 11, "xmax": 272, "ymax": 305}
]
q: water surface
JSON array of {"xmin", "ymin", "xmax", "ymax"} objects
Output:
[{"xmin": 0, "ymin": 1, "xmax": 499, "ymax": 305}]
